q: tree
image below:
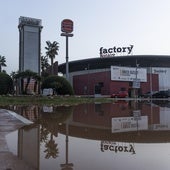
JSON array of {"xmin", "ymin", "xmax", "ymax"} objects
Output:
[
  {"xmin": 41, "ymin": 55, "xmax": 50, "ymax": 72},
  {"xmin": 10, "ymin": 71, "xmax": 18, "ymax": 95},
  {"xmin": 45, "ymin": 41, "xmax": 59, "ymax": 75},
  {"xmin": 0, "ymin": 72, "xmax": 13, "ymax": 95},
  {"xmin": 14, "ymin": 70, "xmax": 41, "ymax": 94},
  {"xmin": 0, "ymin": 55, "xmax": 7, "ymax": 72},
  {"xmin": 10, "ymin": 71, "xmax": 17, "ymax": 79},
  {"xmin": 41, "ymin": 75, "xmax": 74, "ymax": 95}
]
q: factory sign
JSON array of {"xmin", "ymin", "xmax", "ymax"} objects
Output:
[{"xmin": 100, "ymin": 45, "xmax": 134, "ymax": 57}]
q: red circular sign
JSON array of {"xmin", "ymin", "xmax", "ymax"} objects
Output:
[{"xmin": 61, "ymin": 19, "xmax": 73, "ymax": 33}]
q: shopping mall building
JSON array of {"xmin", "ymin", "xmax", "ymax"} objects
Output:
[{"xmin": 58, "ymin": 55, "xmax": 170, "ymax": 96}]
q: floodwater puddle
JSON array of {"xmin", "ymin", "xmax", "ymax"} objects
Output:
[{"xmin": 4, "ymin": 100, "xmax": 170, "ymax": 170}]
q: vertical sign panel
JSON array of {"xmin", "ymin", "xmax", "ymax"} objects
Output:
[{"xmin": 61, "ymin": 19, "xmax": 73, "ymax": 33}]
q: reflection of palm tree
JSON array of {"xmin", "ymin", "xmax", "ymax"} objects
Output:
[
  {"xmin": 37, "ymin": 106, "xmax": 74, "ymax": 161},
  {"xmin": 40, "ymin": 127, "xmax": 49, "ymax": 143},
  {"xmin": 44, "ymin": 134, "xmax": 59, "ymax": 159}
]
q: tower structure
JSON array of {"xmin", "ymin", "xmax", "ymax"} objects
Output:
[{"xmin": 18, "ymin": 16, "xmax": 43, "ymax": 75}]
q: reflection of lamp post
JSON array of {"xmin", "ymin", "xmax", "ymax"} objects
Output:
[
  {"xmin": 60, "ymin": 120, "xmax": 74, "ymax": 170},
  {"xmin": 133, "ymin": 109, "xmax": 141, "ymax": 135}
]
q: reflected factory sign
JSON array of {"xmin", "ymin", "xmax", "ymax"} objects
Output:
[
  {"xmin": 112, "ymin": 116, "xmax": 148, "ymax": 133},
  {"xmin": 100, "ymin": 141, "xmax": 136, "ymax": 155}
]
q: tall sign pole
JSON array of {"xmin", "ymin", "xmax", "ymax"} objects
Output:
[{"xmin": 61, "ymin": 19, "xmax": 74, "ymax": 81}]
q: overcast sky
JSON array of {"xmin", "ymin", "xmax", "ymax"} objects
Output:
[{"xmin": 1, "ymin": 0, "xmax": 170, "ymax": 74}]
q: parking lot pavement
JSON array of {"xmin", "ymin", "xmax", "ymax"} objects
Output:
[{"xmin": 0, "ymin": 109, "xmax": 35, "ymax": 170}]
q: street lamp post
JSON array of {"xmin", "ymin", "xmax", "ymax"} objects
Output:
[
  {"xmin": 61, "ymin": 33, "xmax": 73, "ymax": 81},
  {"xmin": 135, "ymin": 60, "xmax": 139, "ymax": 98},
  {"xmin": 132, "ymin": 59, "xmax": 140, "ymax": 98},
  {"xmin": 150, "ymin": 66, "xmax": 153, "ymax": 99}
]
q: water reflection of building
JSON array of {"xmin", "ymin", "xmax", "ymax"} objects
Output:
[
  {"xmin": 6, "ymin": 101, "xmax": 170, "ymax": 144},
  {"xmin": 5, "ymin": 101, "xmax": 167, "ymax": 138},
  {"xmin": 69, "ymin": 102, "xmax": 160, "ymax": 128},
  {"xmin": 58, "ymin": 102, "xmax": 170, "ymax": 143},
  {"xmin": 11, "ymin": 105, "xmax": 40, "ymax": 122},
  {"xmin": 12, "ymin": 105, "xmax": 74, "ymax": 170},
  {"xmin": 6, "ymin": 102, "xmax": 170, "ymax": 169},
  {"xmin": 111, "ymin": 116, "xmax": 148, "ymax": 133},
  {"xmin": 18, "ymin": 125, "xmax": 40, "ymax": 169}
]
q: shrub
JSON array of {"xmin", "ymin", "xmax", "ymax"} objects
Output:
[
  {"xmin": 0, "ymin": 73, "xmax": 13, "ymax": 95},
  {"xmin": 41, "ymin": 75, "xmax": 74, "ymax": 95}
]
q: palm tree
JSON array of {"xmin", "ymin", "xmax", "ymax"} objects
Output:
[
  {"xmin": 10, "ymin": 71, "xmax": 18, "ymax": 95},
  {"xmin": 41, "ymin": 55, "xmax": 50, "ymax": 72},
  {"xmin": 10, "ymin": 71, "xmax": 16, "ymax": 79},
  {"xmin": 45, "ymin": 41, "xmax": 59, "ymax": 75},
  {"xmin": 0, "ymin": 55, "xmax": 7, "ymax": 72},
  {"xmin": 14, "ymin": 70, "xmax": 41, "ymax": 94}
]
